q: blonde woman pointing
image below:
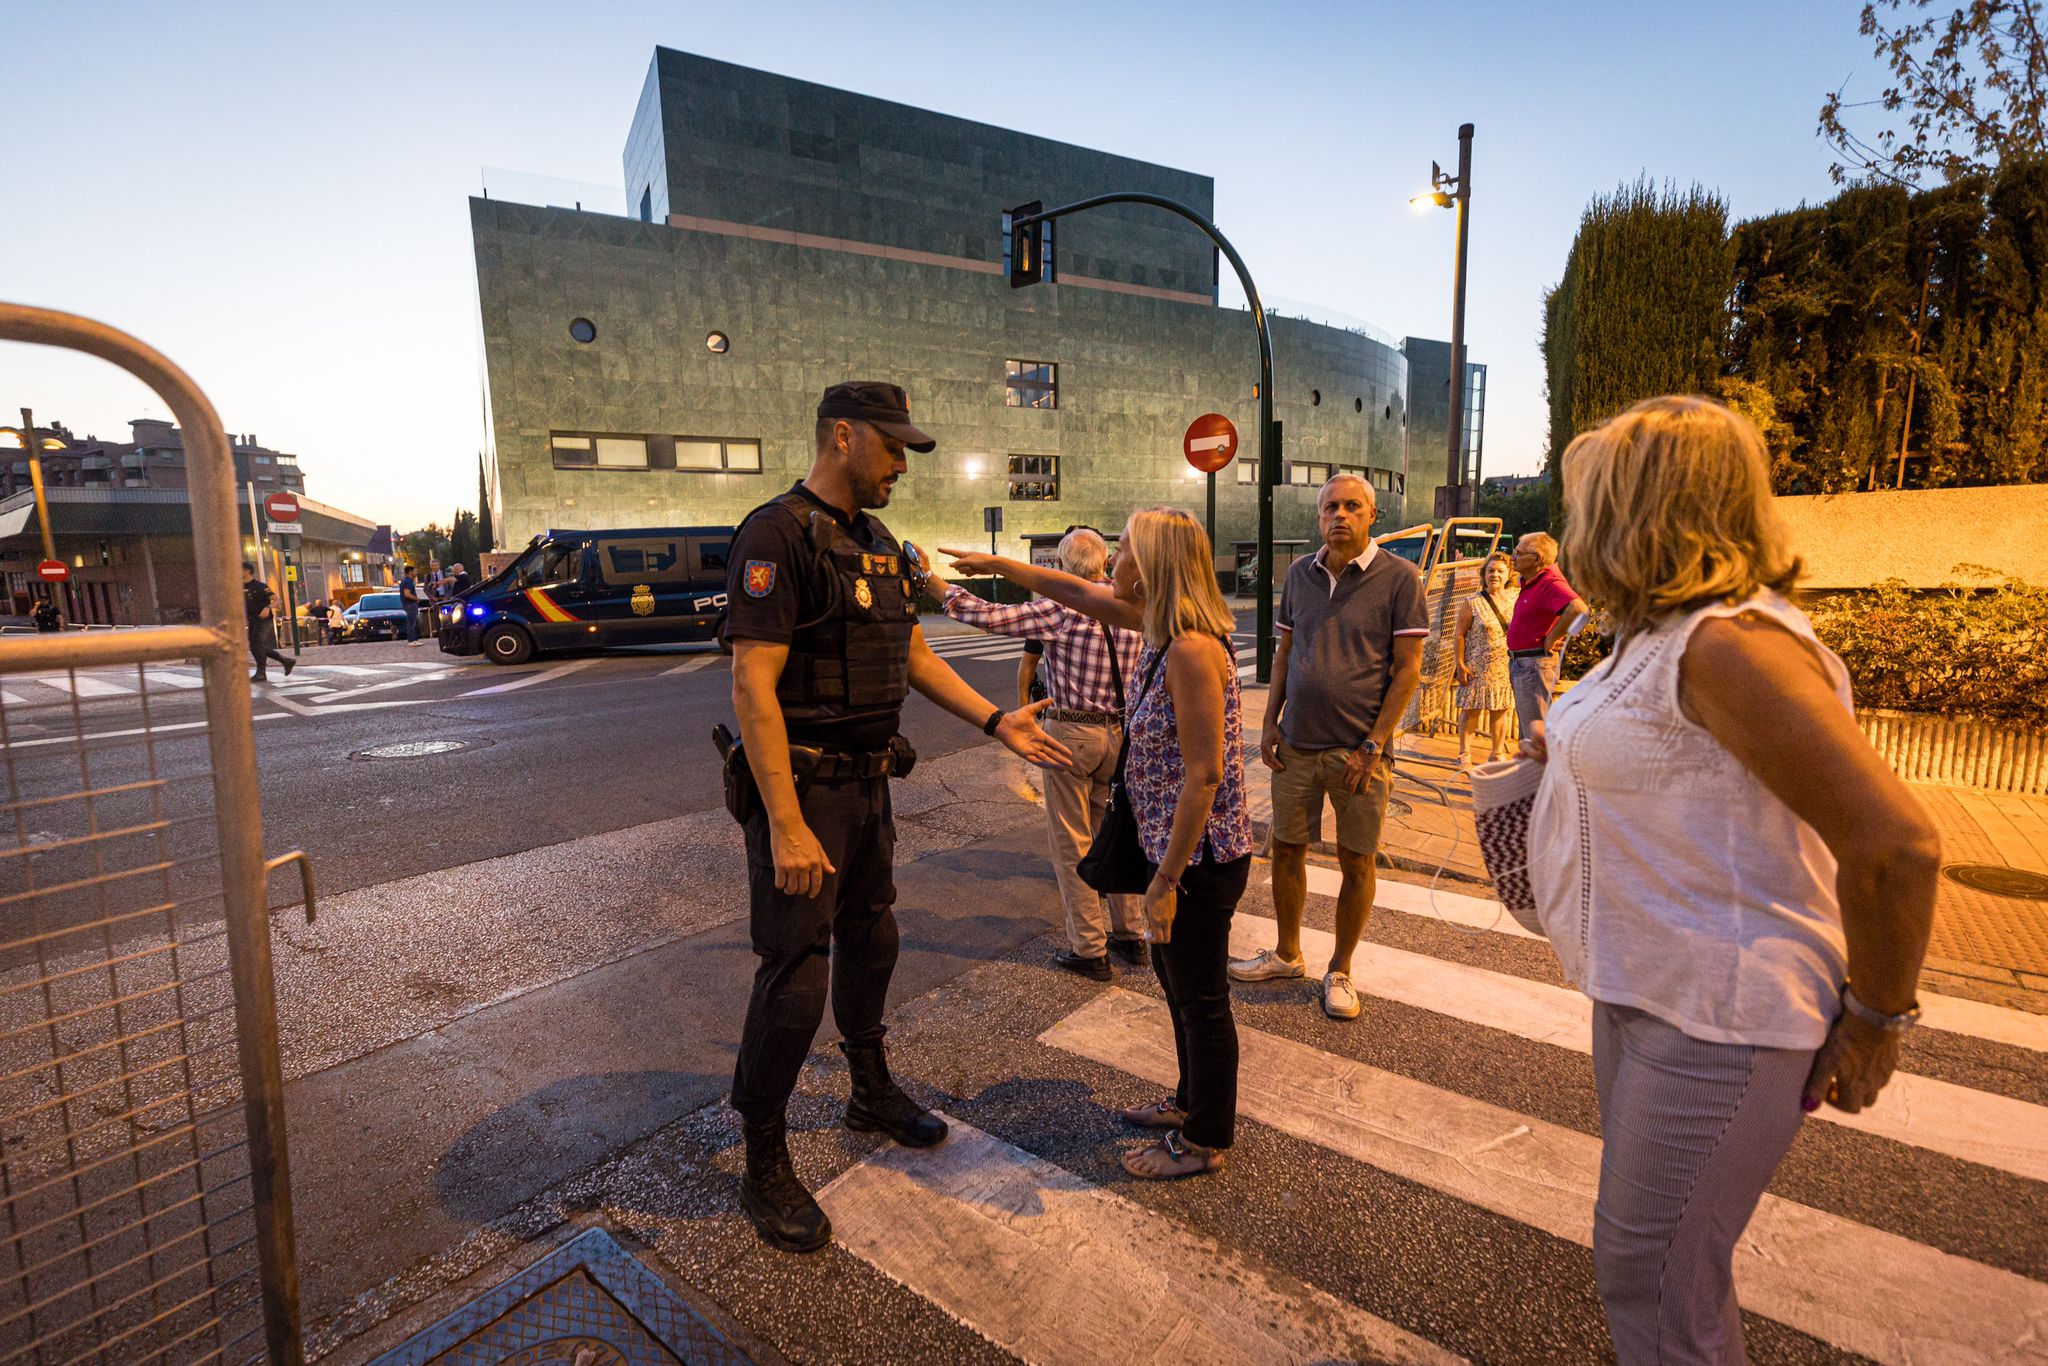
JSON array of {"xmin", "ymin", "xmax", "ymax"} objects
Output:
[{"xmin": 945, "ymin": 506, "xmax": 1256, "ymax": 1179}]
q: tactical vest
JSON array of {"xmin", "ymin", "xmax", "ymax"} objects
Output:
[{"xmin": 751, "ymin": 491, "xmax": 917, "ymax": 735}]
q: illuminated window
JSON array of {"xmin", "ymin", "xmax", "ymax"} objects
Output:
[
  {"xmin": 1005, "ymin": 360, "xmax": 1058, "ymax": 410},
  {"xmin": 1007, "ymin": 454, "xmax": 1059, "ymax": 500},
  {"xmin": 676, "ymin": 438, "xmax": 761, "ymax": 472},
  {"xmin": 550, "ymin": 433, "xmax": 649, "ymax": 470}
]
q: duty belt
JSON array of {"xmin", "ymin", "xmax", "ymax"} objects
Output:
[
  {"xmin": 791, "ymin": 743, "xmax": 896, "ymax": 782},
  {"xmin": 1047, "ymin": 708, "xmax": 1121, "ymax": 725}
]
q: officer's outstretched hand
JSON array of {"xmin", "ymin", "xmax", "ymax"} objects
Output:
[
  {"xmin": 772, "ymin": 821, "xmax": 836, "ymax": 899},
  {"xmin": 995, "ymin": 699, "xmax": 1075, "ymax": 770}
]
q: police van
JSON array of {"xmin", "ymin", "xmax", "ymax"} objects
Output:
[{"xmin": 438, "ymin": 526, "xmax": 734, "ymax": 665}]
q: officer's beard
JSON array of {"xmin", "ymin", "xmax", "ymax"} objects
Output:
[{"xmin": 850, "ymin": 469, "xmax": 897, "ymax": 509}]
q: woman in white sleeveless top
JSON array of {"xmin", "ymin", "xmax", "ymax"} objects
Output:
[{"xmin": 1526, "ymin": 396, "xmax": 1939, "ymax": 1366}]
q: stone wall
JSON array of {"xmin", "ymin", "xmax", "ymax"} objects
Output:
[{"xmin": 1777, "ymin": 484, "xmax": 2048, "ymax": 589}]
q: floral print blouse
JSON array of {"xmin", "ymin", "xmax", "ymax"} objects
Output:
[{"xmin": 1124, "ymin": 639, "xmax": 1257, "ymax": 866}]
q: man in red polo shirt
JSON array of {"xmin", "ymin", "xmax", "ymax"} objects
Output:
[{"xmin": 1506, "ymin": 532, "xmax": 1587, "ymax": 736}]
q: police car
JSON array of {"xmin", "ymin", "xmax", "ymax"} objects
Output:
[{"xmin": 438, "ymin": 527, "xmax": 734, "ymax": 665}]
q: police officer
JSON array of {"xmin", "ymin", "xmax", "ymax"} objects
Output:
[{"xmin": 723, "ymin": 381, "xmax": 1072, "ymax": 1253}]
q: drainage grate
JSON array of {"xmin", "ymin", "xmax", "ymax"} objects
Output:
[
  {"xmin": 1943, "ymin": 863, "xmax": 2048, "ymax": 901},
  {"xmin": 353, "ymin": 739, "xmax": 477, "ymax": 760},
  {"xmin": 369, "ymin": 1228, "xmax": 749, "ymax": 1365}
]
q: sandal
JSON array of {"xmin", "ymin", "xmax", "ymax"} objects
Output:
[
  {"xmin": 1119, "ymin": 1096, "xmax": 1187, "ymax": 1130},
  {"xmin": 1120, "ymin": 1129, "xmax": 1226, "ymax": 1180}
]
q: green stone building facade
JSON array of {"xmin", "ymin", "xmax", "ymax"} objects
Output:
[{"xmin": 473, "ymin": 49, "xmax": 1478, "ymax": 566}]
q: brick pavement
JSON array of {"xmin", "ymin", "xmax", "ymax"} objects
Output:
[{"xmin": 1237, "ymin": 683, "xmax": 2048, "ymax": 1013}]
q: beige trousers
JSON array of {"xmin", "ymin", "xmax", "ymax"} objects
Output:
[{"xmin": 1042, "ymin": 717, "xmax": 1142, "ymax": 956}]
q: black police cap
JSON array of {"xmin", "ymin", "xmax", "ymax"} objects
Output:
[{"xmin": 817, "ymin": 381, "xmax": 936, "ymax": 453}]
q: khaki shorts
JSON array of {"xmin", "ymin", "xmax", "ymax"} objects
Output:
[{"xmin": 1268, "ymin": 742, "xmax": 1393, "ymax": 855}]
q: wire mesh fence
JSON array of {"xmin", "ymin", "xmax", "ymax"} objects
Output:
[{"xmin": 0, "ymin": 664, "xmax": 268, "ymax": 1364}]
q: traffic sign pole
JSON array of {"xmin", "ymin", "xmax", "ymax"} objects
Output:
[{"xmin": 1012, "ymin": 194, "xmax": 1278, "ymax": 679}]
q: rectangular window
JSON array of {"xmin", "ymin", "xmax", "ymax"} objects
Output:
[
  {"xmin": 551, "ymin": 432, "xmax": 651, "ymax": 470},
  {"xmin": 1286, "ymin": 461, "xmax": 1332, "ymax": 487},
  {"xmin": 1236, "ymin": 458, "xmax": 1256, "ymax": 486},
  {"xmin": 1007, "ymin": 454, "xmax": 1059, "ymax": 501},
  {"xmin": 675, "ymin": 437, "xmax": 761, "ymax": 472},
  {"xmin": 689, "ymin": 538, "xmax": 730, "ymax": 574},
  {"xmin": 1005, "ymin": 360, "xmax": 1058, "ymax": 410},
  {"xmin": 598, "ymin": 538, "xmax": 691, "ymax": 585}
]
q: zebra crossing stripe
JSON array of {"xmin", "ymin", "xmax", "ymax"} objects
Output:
[
  {"xmin": 35, "ymin": 675, "xmax": 129, "ymax": 697},
  {"xmin": 141, "ymin": 668, "xmax": 207, "ymax": 690},
  {"xmin": 1227, "ymin": 911, "xmax": 2048, "ymax": 1183},
  {"xmin": 1042, "ymin": 989, "xmax": 2048, "ymax": 1366},
  {"xmin": 1309, "ymin": 866, "xmax": 2048, "ymax": 1054},
  {"xmin": 816, "ymin": 1115, "xmax": 1463, "ymax": 1366}
]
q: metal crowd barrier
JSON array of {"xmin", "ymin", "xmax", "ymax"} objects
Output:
[
  {"xmin": 1390, "ymin": 516, "xmax": 1507, "ymax": 746},
  {"xmin": 0, "ymin": 304, "xmax": 304, "ymax": 1364}
]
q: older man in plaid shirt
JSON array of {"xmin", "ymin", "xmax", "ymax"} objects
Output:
[{"xmin": 939, "ymin": 527, "xmax": 1147, "ymax": 980}]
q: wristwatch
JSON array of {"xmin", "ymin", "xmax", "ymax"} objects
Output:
[
  {"xmin": 1841, "ymin": 984, "xmax": 1921, "ymax": 1034},
  {"xmin": 1355, "ymin": 738, "xmax": 1381, "ymax": 760}
]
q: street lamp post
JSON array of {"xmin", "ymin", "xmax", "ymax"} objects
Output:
[
  {"xmin": 1413, "ymin": 123, "xmax": 1474, "ymax": 520},
  {"xmin": 1007, "ymin": 192, "xmax": 1280, "ymax": 680}
]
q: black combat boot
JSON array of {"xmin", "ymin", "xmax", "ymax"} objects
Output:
[
  {"xmin": 738, "ymin": 1116, "xmax": 831, "ymax": 1253},
  {"xmin": 841, "ymin": 1041, "xmax": 948, "ymax": 1147}
]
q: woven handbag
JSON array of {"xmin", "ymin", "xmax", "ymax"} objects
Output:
[{"xmin": 1469, "ymin": 757, "xmax": 1545, "ymax": 936}]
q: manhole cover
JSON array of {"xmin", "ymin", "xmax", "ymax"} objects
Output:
[
  {"xmin": 1943, "ymin": 863, "xmax": 2048, "ymax": 901},
  {"xmin": 352, "ymin": 739, "xmax": 478, "ymax": 761},
  {"xmin": 369, "ymin": 1228, "xmax": 748, "ymax": 1366}
]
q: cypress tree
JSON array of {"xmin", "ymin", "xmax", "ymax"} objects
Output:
[{"xmin": 477, "ymin": 455, "xmax": 496, "ymax": 553}]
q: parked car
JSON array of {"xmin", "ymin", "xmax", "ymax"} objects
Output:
[
  {"xmin": 439, "ymin": 527, "xmax": 733, "ymax": 665},
  {"xmin": 339, "ymin": 591, "xmax": 409, "ymax": 642}
]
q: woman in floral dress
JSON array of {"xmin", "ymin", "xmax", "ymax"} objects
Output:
[{"xmin": 1452, "ymin": 551, "xmax": 1517, "ymax": 766}]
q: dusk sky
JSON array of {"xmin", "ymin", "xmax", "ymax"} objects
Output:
[{"xmin": 5, "ymin": 1, "xmax": 1879, "ymax": 532}]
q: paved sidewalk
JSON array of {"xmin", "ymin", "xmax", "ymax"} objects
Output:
[{"xmin": 1238, "ymin": 684, "xmax": 2048, "ymax": 1013}]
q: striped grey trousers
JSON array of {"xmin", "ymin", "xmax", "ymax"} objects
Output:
[{"xmin": 1592, "ymin": 1002, "xmax": 1817, "ymax": 1365}]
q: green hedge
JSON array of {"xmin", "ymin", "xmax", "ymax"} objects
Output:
[{"xmin": 1558, "ymin": 579, "xmax": 2047, "ymax": 725}]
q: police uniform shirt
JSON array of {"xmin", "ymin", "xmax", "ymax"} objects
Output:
[
  {"xmin": 243, "ymin": 579, "xmax": 274, "ymax": 622},
  {"xmin": 725, "ymin": 481, "xmax": 912, "ymax": 751}
]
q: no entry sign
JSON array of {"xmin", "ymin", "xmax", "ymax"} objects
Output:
[
  {"xmin": 1183, "ymin": 413, "xmax": 1238, "ymax": 474},
  {"xmin": 36, "ymin": 560, "xmax": 68, "ymax": 583},
  {"xmin": 263, "ymin": 491, "xmax": 301, "ymax": 523}
]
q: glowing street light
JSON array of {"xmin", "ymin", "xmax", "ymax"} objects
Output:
[{"xmin": 1412, "ymin": 125, "xmax": 1475, "ymax": 518}]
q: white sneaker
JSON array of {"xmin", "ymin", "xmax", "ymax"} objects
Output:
[
  {"xmin": 1321, "ymin": 971, "xmax": 1362, "ymax": 1020},
  {"xmin": 1228, "ymin": 948, "xmax": 1306, "ymax": 982}
]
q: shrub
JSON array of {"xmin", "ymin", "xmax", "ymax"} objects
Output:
[{"xmin": 1558, "ymin": 578, "xmax": 2047, "ymax": 725}]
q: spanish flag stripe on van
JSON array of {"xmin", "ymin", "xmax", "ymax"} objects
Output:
[{"xmin": 525, "ymin": 588, "xmax": 578, "ymax": 623}]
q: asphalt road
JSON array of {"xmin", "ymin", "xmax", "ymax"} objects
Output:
[{"xmin": 0, "ymin": 623, "xmax": 1048, "ymax": 909}]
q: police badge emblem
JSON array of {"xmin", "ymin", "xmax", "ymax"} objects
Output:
[
  {"xmin": 631, "ymin": 583, "xmax": 656, "ymax": 616},
  {"xmin": 853, "ymin": 576, "xmax": 874, "ymax": 609},
  {"xmin": 743, "ymin": 560, "xmax": 776, "ymax": 597}
]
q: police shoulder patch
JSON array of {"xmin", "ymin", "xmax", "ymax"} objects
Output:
[{"xmin": 743, "ymin": 560, "xmax": 777, "ymax": 597}]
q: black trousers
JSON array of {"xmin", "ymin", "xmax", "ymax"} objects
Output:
[
  {"xmin": 247, "ymin": 618, "xmax": 291, "ymax": 675},
  {"xmin": 730, "ymin": 773, "xmax": 899, "ymax": 1124},
  {"xmin": 1152, "ymin": 853, "xmax": 1251, "ymax": 1149}
]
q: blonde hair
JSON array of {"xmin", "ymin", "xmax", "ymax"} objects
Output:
[
  {"xmin": 1121, "ymin": 506, "xmax": 1235, "ymax": 648},
  {"xmin": 1481, "ymin": 550, "xmax": 1516, "ymax": 588},
  {"xmin": 1562, "ymin": 395, "xmax": 1801, "ymax": 635}
]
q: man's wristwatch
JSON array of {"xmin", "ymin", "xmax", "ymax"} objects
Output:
[
  {"xmin": 1355, "ymin": 739, "xmax": 1381, "ymax": 760},
  {"xmin": 1841, "ymin": 984, "xmax": 1921, "ymax": 1034}
]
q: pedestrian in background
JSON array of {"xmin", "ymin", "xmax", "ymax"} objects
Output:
[
  {"xmin": 934, "ymin": 527, "xmax": 1148, "ymax": 980},
  {"xmin": 326, "ymin": 599, "xmax": 346, "ymax": 644},
  {"xmin": 398, "ymin": 565, "xmax": 422, "ymax": 644},
  {"xmin": 1527, "ymin": 395, "xmax": 1938, "ymax": 1365},
  {"xmin": 947, "ymin": 505, "xmax": 1255, "ymax": 1180},
  {"xmin": 1452, "ymin": 551, "xmax": 1518, "ymax": 767},
  {"xmin": 1505, "ymin": 531, "xmax": 1587, "ymax": 737},
  {"xmin": 1232, "ymin": 473, "xmax": 1427, "ymax": 1021},
  {"xmin": 31, "ymin": 596, "xmax": 60, "ymax": 633},
  {"xmin": 447, "ymin": 562, "xmax": 473, "ymax": 597},
  {"xmin": 242, "ymin": 562, "xmax": 296, "ymax": 682}
]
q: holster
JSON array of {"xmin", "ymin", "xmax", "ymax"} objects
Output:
[{"xmin": 713, "ymin": 724, "xmax": 760, "ymax": 826}]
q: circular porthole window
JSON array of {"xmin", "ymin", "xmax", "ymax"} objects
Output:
[
  {"xmin": 1311, "ymin": 388, "xmax": 1322, "ymax": 406},
  {"xmin": 706, "ymin": 331, "xmax": 730, "ymax": 354},
  {"xmin": 1354, "ymin": 397, "xmax": 1364, "ymax": 413},
  {"xmin": 1385, "ymin": 404, "xmax": 1394, "ymax": 420},
  {"xmin": 568, "ymin": 318, "xmax": 597, "ymax": 344}
]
